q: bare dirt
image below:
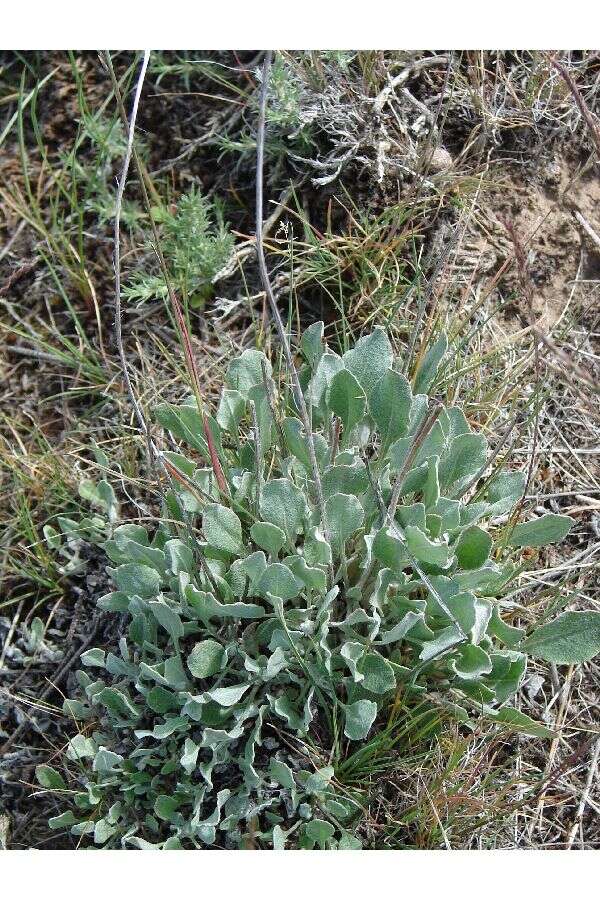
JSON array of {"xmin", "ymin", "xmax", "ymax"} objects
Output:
[{"xmin": 474, "ymin": 154, "xmax": 600, "ymax": 334}]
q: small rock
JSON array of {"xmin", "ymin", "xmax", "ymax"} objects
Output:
[{"xmin": 427, "ymin": 146, "xmax": 453, "ymax": 173}]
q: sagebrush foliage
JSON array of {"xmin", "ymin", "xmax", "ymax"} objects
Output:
[{"xmin": 41, "ymin": 326, "xmax": 600, "ymax": 849}]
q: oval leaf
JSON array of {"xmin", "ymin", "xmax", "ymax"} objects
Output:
[
  {"xmin": 508, "ymin": 514, "xmax": 573, "ymax": 549},
  {"xmin": 370, "ymin": 369, "xmax": 412, "ymax": 450},
  {"xmin": 324, "ymin": 493, "xmax": 364, "ymax": 554},
  {"xmin": 187, "ymin": 639, "xmax": 226, "ymax": 678},
  {"xmin": 328, "ymin": 369, "xmax": 366, "ymax": 436},
  {"xmin": 203, "ymin": 503, "xmax": 245, "ymax": 556},
  {"xmin": 109, "ymin": 563, "xmax": 161, "ymax": 598},
  {"xmin": 259, "ymin": 478, "xmax": 306, "ymax": 536},
  {"xmin": 250, "ymin": 521, "xmax": 287, "ymax": 557},
  {"xmin": 523, "ymin": 611, "xmax": 600, "ymax": 664},
  {"xmin": 343, "ymin": 327, "xmax": 393, "ymax": 399},
  {"xmin": 455, "ymin": 525, "xmax": 492, "ymax": 570},
  {"xmin": 344, "ymin": 699, "xmax": 377, "ymax": 740}
]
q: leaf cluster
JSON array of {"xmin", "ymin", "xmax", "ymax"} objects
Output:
[{"xmin": 42, "ymin": 326, "xmax": 599, "ymax": 848}]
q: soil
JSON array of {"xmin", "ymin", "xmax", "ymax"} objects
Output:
[{"xmin": 477, "ymin": 155, "xmax": 600, "ymax": 332}]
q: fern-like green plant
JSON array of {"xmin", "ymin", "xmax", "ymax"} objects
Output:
[
  {"xmin": 40, "ymin": 326, "xmax": 600, "ymax": 849},
  {"xmin": 123, "ymin": 187, "xmax": 234, "ymax": 307}
]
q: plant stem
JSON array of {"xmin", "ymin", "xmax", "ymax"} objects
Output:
[{"xmin": 255, "ymin": 52, "xmax": 330, "ymax": 554}]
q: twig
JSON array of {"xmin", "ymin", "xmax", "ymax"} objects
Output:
[
  {"xmin": 256, "ymin": 51, "xmax": 330, "ymax": 549},
  {"xmin": 103, "ymin": 52, "xmax": 229, "ymax": 571},
  {"xmin": 574, "ymin": 210, "xmax": 600, "ymax": 251},
  {"xmin": 104, "ymin": 52, "xmax": 230, "ymax": 496},
  {"xmin": 387, "ymin": 401, "xmax": 443, "ymax": 523},
  {"xmin": 260, "ymin": 357, "xmax": 286, "ymax": 450},
  {"xmin": 211, "ymin": 185, "xmax": 295, "ymax": 283},
  {"xmin": 205, "ymin": 418, "xmax": 229, "ymax": 494},
  {"xmin": 111, "ymin": 50, "xmax": 153, "ymax": 447},
  {"xmin": 6, "ymin": 345, "xmax": 68, "ymax": 365},
  {"xmin": 548, "ymin": 55, "xmax": 600, "ymax": 160},
  {"xmin": 0, "ymin": 218, "xmax": 27, "ymax": 263},
  {"xmin": 0, "ymin": 600, "xmax": 24, "ymax": 670},
  {"xmin": 250, "ymin": 399, "xmax": 262, "ymax": 512},
  {"xmin": 373, "ymin": 56, "xmax": 450, "ymax": 114},
  {"xmin": 330, "ymin": 416, "xmax": 341, "ymax": 465}
]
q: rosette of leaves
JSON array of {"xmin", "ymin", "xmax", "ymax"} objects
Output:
[{"xmin": 41, "ymin": 326, "xmax": 600, "ymax": 849}]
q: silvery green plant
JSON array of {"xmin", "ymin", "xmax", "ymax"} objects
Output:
[{"xmin": 40, "ymin": 326, "xmax": 600, "ymax": 849}]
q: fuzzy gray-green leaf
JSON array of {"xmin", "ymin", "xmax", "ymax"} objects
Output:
[
  {"xmin": 109, "ymin": 563, "xmax": 161, "ymax": 598},
  {"xmin": 36, "ymin": 765, "xmax": 67, "ymax": 790},
  {"xmin": 259, "ymin": 478, "xmax": 305, "ymax": 536},
  {"xmin": 328, "ymin": 368, "xmax": 366, "ymax": 435},
  {"xmin": 413, "ymin": 332, "xmax": 448, "ymax": 394},
  {"xmin": 226, "ymin": 348, "xmax": 271, "ymax": 399},
  {"xmin": 455, "ymin": 525, "xmax": 492, "ymax": 570},
  {"xmin": 405, "ymin": 525, "xmax": 450, "ymax": 568},
  {"xmin": 187, "ymin": 639, "xmax": 226, "ymax": 678},
  {"xmin": 439, "ymin": 432, "xmax": 487, "ymax": 492},
  {"xmin": 370, "ymin": 369, "xmax": 412, "ymax": 450},
  {"xmin": 203, "ymin": 503, "xmax": 245, "ymax": 556},
  {"xmin": 301, "ymin": 320, "xmax": 324, "ymax": 369},
  {"xmin": 148, "ymin": 599, "xmax": 184, "ymax": 644},
  {"xmin": 522, "ymin": 611, "xmax": 600, "ymax": 664},
  {"xmin": 343, "ymin": 327, "xmax": 393, "ymax": 399},
  {"xmin": 155, "ymin": 402, "xmax": 207, "ymax": 455},
  {"xmin": 322, "ymin": 460, "xmax": 369, "ymax": 498},
  {"xmin": 325, "ymin": 493, "xmax": 364, "ymax": 553},
  {"xmin": 216, "ymin": 388, "xmax": 245, "ymax": 432},
  {"xmin": 486, "ymin": 706, "xmax": 555, "ymax": 739},
  {"xmin": 508, "ymin": 514, "xmax": 574, "ymax": 549},
  {"xmin": 344, "ymin": 699, "xmax": 377, "ymax": 740},
  {"xmin": 256, "ymin": 563, "xmax": 302, "ymax": 601},
  {"xmin": 359, "ymin": 652, "xmax": 396, "ymax": 694},
  {"xmin": 250, "ymin": 521, "xmax": 287, "ymax": 557}
]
